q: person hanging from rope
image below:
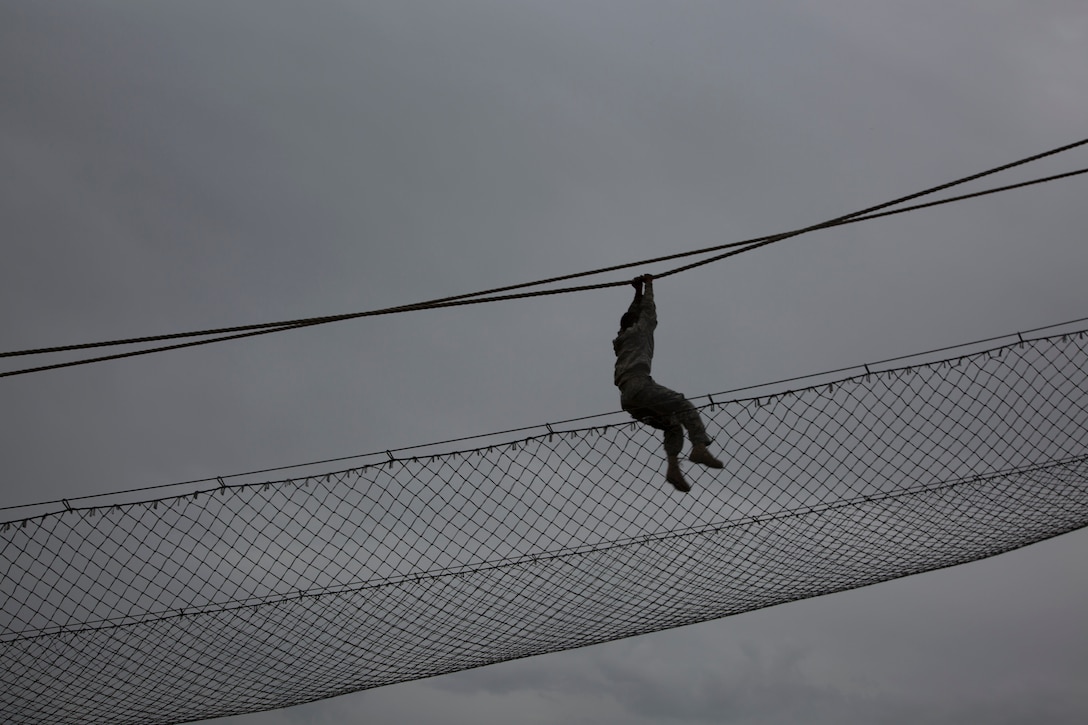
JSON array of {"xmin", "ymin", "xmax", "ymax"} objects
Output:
[{"xmin": 613, "ymin": 274, "xmax": 724, "ymax": 492}]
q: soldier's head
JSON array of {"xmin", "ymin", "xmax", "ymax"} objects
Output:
[{"xmin": 619, "ymin": 311, "xmax": 638, "ymax": 332}]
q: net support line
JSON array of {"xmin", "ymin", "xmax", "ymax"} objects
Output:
[{"xmin": 3, "ymin": 327, "xmax": 1088, "ymax": 724}]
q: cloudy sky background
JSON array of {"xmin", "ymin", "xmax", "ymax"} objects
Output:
[{"xmin": 2, "ymin": 1, "xmax": 1087, "ymax": 723}]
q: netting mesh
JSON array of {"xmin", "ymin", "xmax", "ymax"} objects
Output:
[{"xmin": 3, "ymin": 329, "xmax": 1088, "ymax": 724}]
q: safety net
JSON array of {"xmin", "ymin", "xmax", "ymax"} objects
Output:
[{"xmin": 3, "ymin": 326, "xmax": 1087, "ymax": 724}]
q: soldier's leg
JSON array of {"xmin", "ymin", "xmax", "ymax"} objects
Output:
[
  {"xmin": 636, "ymin": 381, "xmax": 723, "ymax": 469},
  {"xmin": 675, "ymin": 402, "xmax": 723, "ymax": 468},
  {"xmin": 662, "ymin": 423, "xmax": 690, "ymax": 492}
]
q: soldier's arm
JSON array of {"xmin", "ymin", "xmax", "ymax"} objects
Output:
[
  {"xmin": 619, "ymin": 278, "xmax": 644, "ymax": 330},
  {"xmin": 627, "ymin": 282, "xmax": 644, "ymax": 316},
  {"xmin": 639, "ymin": 277, "xmax": 657, "ymax": 330}
]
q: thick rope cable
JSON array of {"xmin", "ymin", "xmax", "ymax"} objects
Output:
[
  {"xmin": 3, "ymin": 323, "xmax": 1087, "ymax": 724},
  {"xmin": 656, "ymin": 152, "xmax": 1088, "ymax": 279},
  {"xmin": 5, "ymin": 161, "xmax": 1085, "ymax": 361},
  {"xmin": 2, "ymin": 166, "xmax": 1084, "ymax": 380},
  {"xmin": 2, "ymin": 137, "xmax": 1085, "ymax": 377}
]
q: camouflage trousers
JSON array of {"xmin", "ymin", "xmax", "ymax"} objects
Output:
[{"xmin": 618, "ymin": 376, "xmax": 712, "ymax": 457}]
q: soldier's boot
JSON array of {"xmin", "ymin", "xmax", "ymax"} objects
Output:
[
  {"xmin": 689, "ymin": 442, "xmax": 724, "ymax": 469},
  {"xmin": 665, "ymin": 456, "xmax": 691, "ymax": 493}
]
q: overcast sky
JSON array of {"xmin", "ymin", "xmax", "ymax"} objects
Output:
[{"xmin": 2, "ymin": 1, "xmax": 1087, "ymax": 723}]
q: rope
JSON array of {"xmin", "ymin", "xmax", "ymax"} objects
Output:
[
  {"xmin": 658, "ymin": 156, "xmax": 1088, "ymax": 279},
  {"xmin": 4, "ymin": 313, "xmax": 1084, "ymax": 516},
  {"xmin": 2, "ymin": 137, "xmax": 1086, "ymax": 377}
]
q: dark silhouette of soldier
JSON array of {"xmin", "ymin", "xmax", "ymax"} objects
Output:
[{"xmin": 613, "ymin": 275, "xmax": 723, "ymax": 492}]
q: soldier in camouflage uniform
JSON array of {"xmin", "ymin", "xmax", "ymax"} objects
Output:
[{"xmin": 613, "ymin": 275, "xmax": 723, "ymax": 492}]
